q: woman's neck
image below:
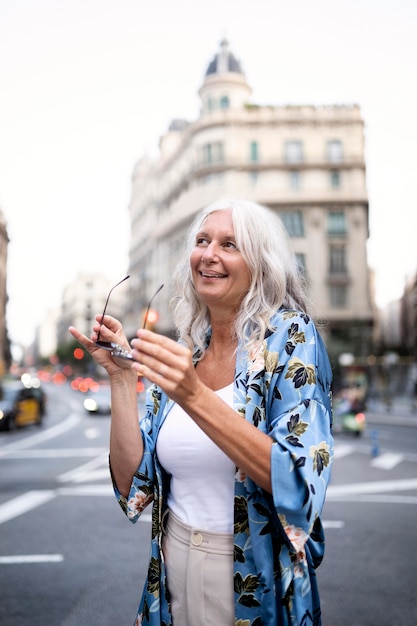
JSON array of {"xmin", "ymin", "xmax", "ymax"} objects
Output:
[
  {"xmin": 197, "ymin": 317, "xmax": 237, "ymax": 389},
  {"xmin": 208, "ymin": 318, "xmax": 238, "ymax": 356}
]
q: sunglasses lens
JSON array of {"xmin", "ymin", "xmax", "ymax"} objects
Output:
[
  {"xmin": 95, "ymin": 340, "xmax": 115, "ymax": 351},
  {"xmin": 95, "ymin": 339, "xmax": 133, "ymax": 362}
]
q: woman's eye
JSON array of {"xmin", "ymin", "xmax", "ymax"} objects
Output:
[
  {"xmin": 223, "ymin": 241, "xmax": 237, "ymax": 249},
  {"xmin": 196, "ymin": 237, "xmax": 208, "ymax": 245}
]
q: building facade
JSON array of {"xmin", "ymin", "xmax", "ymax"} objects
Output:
[
  {"xmin": 0, "ymin": 209, "xmax": 10, "ymax": 374},
  {"xmin": 400, "ymin": 272, "xmax": 417, "ymax": 359},
  {"xmin": 124, "ymin": 40, "xmax": 374, "ymax": 363},
  {"xmin": 57, "ymin": 273, "xmax": 128, "ymax": 348}
]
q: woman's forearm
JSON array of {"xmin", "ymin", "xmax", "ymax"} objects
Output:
[{"xmin": 108, "ymin": 370, "xmax": 144, "ymax": 498}]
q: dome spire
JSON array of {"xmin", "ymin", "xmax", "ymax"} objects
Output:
[
  {"xmin": 205, "ymin": 39, "xmax": 245, "ymax": 77},
  {"xmin": 218, "ymin": 38, "xmax": 230, "ymax": 73}
]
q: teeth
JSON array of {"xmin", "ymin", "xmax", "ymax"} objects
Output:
[{"xmin": 202, "ymin": 272, "xmax": 225, "ymax": 278}]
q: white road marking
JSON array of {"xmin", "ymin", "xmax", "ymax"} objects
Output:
[
  {"xmin": 1, "ymin": 448, "xmax": 107, "ymax": 459},
  {"xmin": 0, "ymin": 414, "xmax": 81, "ymax": 457},
  {"xmin": 323, "ymin": 520, "xmax": 345, "ymax": 529},
  {"xmin": 333, "ymin": 443, "xmax": 355, "ymax": 458},
  {"xmin": 0, "ymin": 554, "xmax": 63, "ymax": 564},
  {"xmin": 327, "ymin": 494, "xmax": 417, "ymax": 504},
  {"xmin": 370, "ymin": 452, "xmax": 404, "ymax": 470},
  {"xmin": 69, "ymin": 468, "xmax": 111, "ymax": 482},
  {"xmin": 0, "ymin": 490, "xmax": 55, "ymax": 524},
  {"xmin": 0, "ymin": 486, "xmax": 154, "ymax": 524},
  {"xmin": 327, "ymin": 477, "xmax": 417, "ymax": 498},
  {"xmin": 84, "ymin": 427, "xmax": 101, "ymax": 439},
  {"xmin": 56, "ymin": 452, "xmax": 109, "ymax": 483},
  {"xmin": 57, "ymin": 485, "xmax": 114, "ymax": 496}
]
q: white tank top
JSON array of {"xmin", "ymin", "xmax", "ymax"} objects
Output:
[{"xmin": 156, "ymin": 383, "xmax": 235, "ymax": 533}]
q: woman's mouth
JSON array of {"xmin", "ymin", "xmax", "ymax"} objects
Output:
[{"xmin": 199, "ymin": 271, "xmax": 227, "ymax": 279}]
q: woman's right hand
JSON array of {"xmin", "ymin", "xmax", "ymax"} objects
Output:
[{"xmin": 69, "ymin": 314, "xmax": 135, "ymax": 376}]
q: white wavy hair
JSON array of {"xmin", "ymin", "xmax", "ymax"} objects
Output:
[{"xmin": 171, "ymin": 198, "xmax": 310, "ymax": 357}]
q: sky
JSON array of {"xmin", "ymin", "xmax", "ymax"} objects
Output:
[{"xmin": 0, "ymin": 0, "xmax": 416, "ymax": 350}]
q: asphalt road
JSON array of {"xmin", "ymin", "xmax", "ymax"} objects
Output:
[
  {"xmin": 1, "ymin": 382, "xmax": 417, "ymax": 625},
  {"xmin": 319, "ymin": 413, "xmax": 417, "ymax": 626}
]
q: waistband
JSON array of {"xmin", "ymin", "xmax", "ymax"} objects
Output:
[{"xmin": 163, "ymin": 509, "xmax": 234, "ymax": 555}]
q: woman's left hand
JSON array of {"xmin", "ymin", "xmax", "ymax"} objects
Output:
[{"xmin": 130, "ymin": 329, "xmax": 201, "ymax": 404}]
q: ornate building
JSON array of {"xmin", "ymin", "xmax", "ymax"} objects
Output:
[{"xmin": 123, "ymin": 40, "xmax": 374, "ymax": 363}]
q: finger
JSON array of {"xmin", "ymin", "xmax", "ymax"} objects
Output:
[
  {"xmin": 69, "ymin": 326, "xmax": 93, "ymax": 349},
  {"xmin": 131, "ymin": 342, "xmax": 186, "ymax": 378},
  {"xmin": 69, "ymin": 326, "xmax": 81, "ymax": 341},
  {"xmin": 130, "ymin": 349, "xmax": 169, "ymax": 380},
  {"xmin": 132, "ymin": 330, "xmax": 188, "ymax": 361},
  {"xmin": 134, "ymin": 329, "xmax": 183, "ymax": 351}
]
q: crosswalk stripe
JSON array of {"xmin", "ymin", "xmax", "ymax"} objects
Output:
[
  {"xmin": 371, "ymin": 452, "xmax": 404, "ymax": 470},
  {"xmin": 334, "ymin": 444, "xmax": 355, "ymax": 458},
  {"xmin": 0, "ymin": 490, "xmax": 55, "ymax": 524},
  {"xmin": 327, "ymin": 477, "xmax": 417, "ymax": 498}
]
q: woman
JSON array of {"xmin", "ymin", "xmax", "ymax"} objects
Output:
[{"xmin": 69, "ymin": 198, "xmax": 333, "ymax": 626}]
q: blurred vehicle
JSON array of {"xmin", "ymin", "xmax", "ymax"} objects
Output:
[
  {"xmin": 83, "ymin": 386, "xmax": 111, "ymax": 414},
  {"xmin": 0, "ymin": 380, "xmax": 46, "ymax": 431},
  {"xmin": 332, "ymin": 396, "xmax": 366, "ymax": 436}
]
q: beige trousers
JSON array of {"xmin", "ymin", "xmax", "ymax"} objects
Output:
[{"xmin": 161, "ymin": 509, "xmax": 234, "ymax": 626}]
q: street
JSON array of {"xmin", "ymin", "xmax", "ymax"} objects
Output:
[
  {"xmin": 319, "ymin": 416, "xmax": 417, "ymax": 626},
  {"xmin": 1, "ymin": 382, "xmax": 417, "ymax": 625},
  {"xmin": 0, "ymin": 382, "xmax": 150, "ymax": 626}
]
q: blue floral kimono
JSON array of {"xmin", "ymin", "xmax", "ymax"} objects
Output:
[{"xmin": 112, "ymin": 309, "xmax": 333, "ymax": 626}]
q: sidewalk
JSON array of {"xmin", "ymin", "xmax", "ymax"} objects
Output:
[{"xmin": 364, "ymin": 396, "xmax": 417, "ymax": 427}]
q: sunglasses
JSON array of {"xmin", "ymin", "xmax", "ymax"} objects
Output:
[{"xmin": 95, "ymin": 276, "xmax": 164, "ymax": 361}]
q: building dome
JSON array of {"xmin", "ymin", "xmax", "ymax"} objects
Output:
[
  {"xmin": 199, "ymin": 39, "xmax": 252, "ymax": 115},
  {"xmin": 205, "ymin": 39, "xmax": 244, "ymax": 77}
]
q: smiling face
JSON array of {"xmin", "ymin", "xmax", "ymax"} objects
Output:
[{"xmin": 190, "ymin": 208, "xmax": 251, "ymax": 314}]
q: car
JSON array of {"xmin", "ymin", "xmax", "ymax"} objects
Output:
[
  {"xmin": 0, "ymin": 379, "xmax": 46, "ymax": 431},
  {"xmin": 332, "ymin": 396, "xmax": 366, "ymax": 436},
  {"xmin": 83, "ymin": 386, "xmax": 111, "ymax": 414}
]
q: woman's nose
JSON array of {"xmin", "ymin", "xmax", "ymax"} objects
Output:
[{"xmin": 201, "ymin": 242, "xmax": 218, "ymax": 262}]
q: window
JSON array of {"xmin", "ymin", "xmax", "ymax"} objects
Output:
[
  {"xmin": 295, "ymin": 253, "xmax": 306, "ymax": 274},
  {"xmin": 201, "ymin": 141, "xmax": 224, "ymax": 164},
  {"xmin": 249, "ymin": 171, "xmax": 258, "ymax": 186},
  {"xmin": 202, "ymin": 172, "xmax": 224, "ymax": 185},
  {"xmin": 220, "ymin": 95, "xmax": 229, "ymax": 109},
  {"xmin": 330, "ymin": 285, "xmax": 347, "ymax": 308},
  {"xmin": 326, "ymin": 139, "xmax": 343, "ymax": 163},
  {"xmin": 289, "ymin": 170, "xmax": 301, "ymax": 191},
  {"xmin": 278, "ymin": 210, "xmax": 304, "ymax": 237},
  {"xmin": 285, "ymin": 140, "xmax": 303, "ymax": 163},
  {"xmin": 329, "ymin": 244, "xmax": 347, "ymax": 274},
  {"xmin": 330, "ymin": 170, "xmax": 341, "ymax": 188},
  {"xmin": 202, "ymin": 143, "xmax": 211, "ymax": 163},
  {"xmin": 328, "ymin": 211, "xmax": 346, "ymax": 235},
  {"xmin": 249, "ymin": 141, "xmax": 259, "ymax": 162}
]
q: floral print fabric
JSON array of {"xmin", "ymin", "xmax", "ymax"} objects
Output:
[{"xmin": 112, "ymin": 309, "xmax": 333, "ymax": 626}]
